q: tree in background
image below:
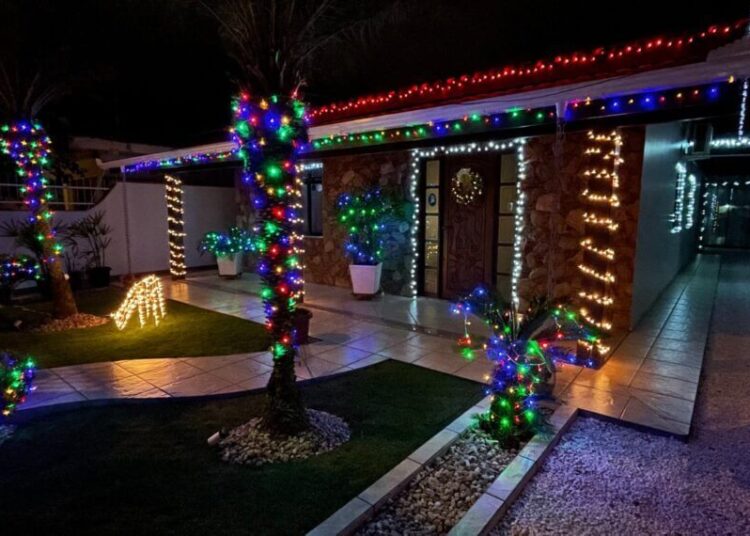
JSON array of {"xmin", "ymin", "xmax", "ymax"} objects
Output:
[{"xmin": 207, "ymin": 0, "xmax": 404, "ymax": 434}]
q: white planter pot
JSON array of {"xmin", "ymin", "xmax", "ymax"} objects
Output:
[
  {"xmin": 217, "ymin": 253, "xmax": 242, "ymax": 277},
  {"xmin": 349, "ymin": 263, "xmax": 382, "ymax": 296}
]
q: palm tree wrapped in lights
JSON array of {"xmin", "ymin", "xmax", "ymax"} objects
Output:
[{"xmin": 453, "ymin": 286, "xmax": 601, "ymax": 447}]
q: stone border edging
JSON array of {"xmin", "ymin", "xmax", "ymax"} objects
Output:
[
  {"xmin": 447, "ymin": 404, "xmax": 578, "ymax": 536},
  {"xmin": 306, "ymin": 395, "xmax": 493, "ymax": 536}
]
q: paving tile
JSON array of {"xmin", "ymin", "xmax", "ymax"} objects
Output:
[
  {"xmin": 376, "ymin": 342, "xmax": 431, "ymax": 363},
  {"xmin": 307, "ymin": 497, "xmax": 371, "ymax": 536},
  {"xmin": 116, "ymin": 358, "xmax": 182, "ymax": 375},
  {"xmin": 408, "ymin": 428, "xmax": 459, "ymax": 465},
  {"xmin": 638, "ymin": 358, "xmax": 701, "ymax": 384},
  {"xmin": 412, "ymin": 352, "xmax": 465, "ymax": 374},
  {"xmin": 136, "ymin": 361, "xmax": 203, "ymax": 388},
  {"xmin": 650, "ymin": 338, "xmax": 705, "ymax": 354},
  {"xmin": 160, "ymin": 372, "xmax": 235, "ymax": 397},
  {"xmin": 21, "ymin": 391, "xmax": 87, "ymax": 410},
  {"xmin": 346, "ymin": 332, "xmax": 413, "ymax": 353},
  {"xmin": 630, "ymin": 371, "xmax": 699, "ymax": 402},
  {"xmin": 74, "ymin": 375, "xmax": 158, "ymax": 400},
  {"xmin": 184, "ymin": 354, "xmax": 250, "ymax": 371},
  {"xmin": 559, "ymin": 383, "xmax": 629, "ymax": 418},
  {"xmin": 313, "ymin": 345, "xmax": 373, "ymax": 366},
  {"xmin": 485, "ymin": 454, "xmax": 535, "ymax": 502},
  {"xmin": 620, "ymin": 397, "xmax": 691, "ymax": 435},
  {"xmin": 407, "ymin": 333, "xmax": 456, "ymax": 351},
  {"xmin": 210, "ymin": 360, "xmax": 272, "ymax": 383},
  {"xmin": 627, "ymin": 387, "xmax": 695, "ymax": 424},
  {"xmin": 648, "ymin": 347, "xmax": 704, "ymax": 368},
  {"xmin": 359, "ymin": 458, "xmax": 421, "ymax": 507},
  {"xmin": 573, "ymin": 365, "xmax": 634, "ymax": 394},
  {"xmin": 347, "ymin": 353, "xmax": 388, "ymax": 370},
  {"xmin": 446, "ymin": 405, "xmax": 482, "ymax": 434},
  {"xmin": 248, "ymin": 351, "xmax": 275, "ymax": 367},
  {"xmin": 297, "ymin": 356, "xmax": 344, "ymax": 378},
  {"xmin": 453, "ymin": 358, "xmax": 493, "ymax": 382},
  {"xmin": 449, "ymin": 493, "xmax": 504, "ymax": 536},
  {"xmin": 235, "ymin": 372, "xmax": 272, "ymax": 391}
]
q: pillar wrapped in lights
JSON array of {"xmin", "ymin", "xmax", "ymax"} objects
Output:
[
  {"xmin": 0, "ymin": 121, "xmax": 76, "ymax": 317},
  {"xmin": 231, "ymin": 92, "xmax": 308, "ymax": 433},
  {"xmin": 164, "ymin": 174, "xmax": 187, "ymax": 279},
  {"xmin": 576, "ymin": 131, "xmax": 622, "ymax": 367}
]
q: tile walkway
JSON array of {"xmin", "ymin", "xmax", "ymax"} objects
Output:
[{"xmin": 22, "ymin": 255, "xmax": 720, "ymax": 439}]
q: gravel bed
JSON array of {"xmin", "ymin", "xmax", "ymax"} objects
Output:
[
  {"xmin": 219, "ymin": 409, "xmax": 350, "ymax": 466},
  {"xmin": 32, "ymin": 313, "xmax": 110, "ymax": 332},
  {"xmin": 0, "ymin": 425, "xmax": 14, "ymax": 447},
  {"xmin": 358, "ymin": 427, "xmax": 518, "ymax": 535},
  {"xmin": 491, "ymin": 417, "xmax": 750, "ymax": 536}
]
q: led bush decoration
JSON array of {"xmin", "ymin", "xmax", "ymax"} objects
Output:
[
  {"xmin": 576, "ymin": 130, "xmax": 622, "ymax": 366},
  {"xmin": 1, "ymin": 352, "xmax": 36, "ymax": 417},
  {"xmin": 198, "ymin": 227, "xmax": 254, "ymax": 258},
  {"xmin": 165, "ymin": 174, "xmax": 186, "ymax": 279},
  {"xmin": 0, "ymin": 121, "xmax": 77, "ymax": 318},
  {"xmin": 1, "ymin": 254, "xmax": 41, "ymax": 287},
  {"xmin": 231, "ymin": 92, "xmax": 308, "ymax": 434},
  {"xmin": 335, "ymin": 187, "xmax": 393, "ymax": 265},
  {"xmin": 112, "ymin": 275, "xmax": 166, "ymax": 330},
  {"xmin": 452, "ymin": 286, "xmax": 601, "ymax": 446}
]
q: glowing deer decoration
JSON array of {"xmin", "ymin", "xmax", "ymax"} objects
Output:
[{"xmin": 112, "ymin": 275, "xmax": 167, "ymax": 330}]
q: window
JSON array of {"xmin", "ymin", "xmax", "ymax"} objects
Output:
[{"xmin": 299, "ymin": 165, "xmax": 323, "ymax": 236}]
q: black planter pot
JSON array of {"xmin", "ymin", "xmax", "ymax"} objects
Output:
[
  {"xmin": 294, "ymin": 308, "xmax": 313, "ymax": 345},
  {"xmin": 68, "ymin": 270, "xmax": 85, "ymax": 291},
  {"xmin": 88, "ymin": 266, "xmax": 112, "ymax": 288},
  {"xmin": 0, "ymin": 286, "xmax": 11, "ymax": 305}
]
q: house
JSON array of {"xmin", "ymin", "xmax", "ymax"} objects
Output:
[{"xmin": 98, "ymin": 19, "xmax": 750, "ymax": 366}]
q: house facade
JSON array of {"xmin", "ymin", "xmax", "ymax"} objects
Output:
[{"xmin": 98, "ymin": 19, "xmax": 750, "ymax": 366}]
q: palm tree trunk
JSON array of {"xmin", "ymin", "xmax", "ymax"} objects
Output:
[
  {"xmin": 0, "ymin": 120, "xmax": 78, "ymax": 319},
  {"xmin": 232, "ymin": 93, "xmax": 308, "ymax": 435}
]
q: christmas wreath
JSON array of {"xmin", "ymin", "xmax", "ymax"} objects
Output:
[{"xmin": 450, "ymin": 168, "xmax": 483, "ymax": 205}]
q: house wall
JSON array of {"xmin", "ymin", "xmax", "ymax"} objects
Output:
[
  {"xmin": 0, "ymin": 181, "xmax": 236, "ymax": 278},
  {"xmin": 630, "ymin": 122, "xmax": 698, "ymax": 326},
  {"xmin": 303, "ymin": 150, "xmax": 414, "ymax": 296},
  {"xmin": 518, "ymin": 127, "xmax": 646, "ymax": 331}
]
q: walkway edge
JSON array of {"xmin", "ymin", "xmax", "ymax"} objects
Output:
[
  {"xmin": 448, "ymin": 404, "xmax": 578, "ymax": 536},
  {"xmin": 306, "ymin": 396, "xmax": 492, "ymax": 536}
]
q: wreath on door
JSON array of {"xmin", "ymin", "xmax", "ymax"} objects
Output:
[{"xmin": 450, "ymin": 168, "xmax": 483, "ymax": 205}]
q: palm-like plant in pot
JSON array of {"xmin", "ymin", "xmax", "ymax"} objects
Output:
[
  {"xmin": 335, "ymin": 187, "xmax": 393, "ymax": 297},
  {"xmin": 67, "ymin": 211, "xmax": 112, "ymax": 288}
]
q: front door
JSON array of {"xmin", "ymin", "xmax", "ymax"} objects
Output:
[{"xmin": 441, "ymin": 154, "xmax": 499, "ymax": 300}]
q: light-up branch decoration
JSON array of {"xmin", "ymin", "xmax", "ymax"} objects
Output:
[
  {"xmin": 1, "ymin": 352, "xmax": 36, "ymax": 417},
  {"xmin": 231, "ymin": 92, "xmax": 309, "ymax": 434},
  {"xmin": 0, "ymin": 121, "xmax": 77, "ymax": 318},
  {"xmin": 165, "ymin": 174, "xmax": 187, "ymax": 279},
  {"xmin": 112, "ymin": 275, "xmax": 166, "ymax": 330},
  {"xmin": 576, "ymin": 130, "xmax": 622, "ymax": 367},
  {"xmin": 452, "ymin": 286, "xmax": 600, "ymax": 447}
]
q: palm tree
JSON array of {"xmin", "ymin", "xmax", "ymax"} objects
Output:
[
  {"xmin": 0, "ymin": 49, "xmax": 78, "ymax": 319},
  {"xmin": 206, "ymin": 0, "xmax": 403, "ymax": 434}
]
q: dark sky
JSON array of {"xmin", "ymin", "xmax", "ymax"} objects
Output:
[{"xmin": 1, "ymin": 0, "xmax": 747, "ymax": 147}]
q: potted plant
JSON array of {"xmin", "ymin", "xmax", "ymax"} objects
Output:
[
  {"xmin": 67, "ymin": 211, "xmax": 112, "ymax": 288},
  {"xmin": 199, "ymin": 227, "xmax": 253, "ymax": 278},
  {"xmin": 0, "ymin": 254, "xmax": 42, "ymax": 305},
  {"xmin": 334, "ymin": 187, "xmax": 393, "ymax": 297}
]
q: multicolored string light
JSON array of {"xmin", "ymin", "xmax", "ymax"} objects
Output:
[
  {"xmin": 0, "ymin": 122, "xmax": 64, "ymax": 265},
  {"xmin": 335, "ymin": 187, "xmax": 391, "ymax": 265},
  {"xmin": 451, "ymin": 286, "xmax": 601, "ymax": 445},
  {"xmin": 1, "ymin": 352, "xmax": 36, "ymax": 417},
  {"xmin": 1, "ymin": 255, "xmax": 41, "ymax": 287},
  {"xmin": 231, "ymin": 92, "xmax": 307, "ymax": 359},
  {"xmin": 198, "ymin": 227, "xmax": 254, "ymax": 258}
]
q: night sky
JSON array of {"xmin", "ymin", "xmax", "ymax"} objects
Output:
[{"xmin": 1, "ymin": 0, "xmax": 746, "ymax": 147}]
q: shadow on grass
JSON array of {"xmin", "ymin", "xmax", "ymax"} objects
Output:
[{"xmin": 0, "ymin": 360, "xmax": 483, "ymax": 535}]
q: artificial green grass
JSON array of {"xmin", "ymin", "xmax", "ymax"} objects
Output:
[
  {"xmin": 0, "ymin": 288, "xmax": 270, "ymax": 368},
  {"xmin": 0, "ymin": 360, "xmax": 483, "ymax": 535}
]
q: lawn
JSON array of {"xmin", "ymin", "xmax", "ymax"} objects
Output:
[
  {"xmin": 0, "ymin": 360, "xmax": 483, "ymax": 535},
  {"xmin": 0, "ymin": 288, "xmax": 270, "ymax": 368}
]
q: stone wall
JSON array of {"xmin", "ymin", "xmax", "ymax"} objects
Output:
[
  {"xmin": 303, "ymin": 150, "xmax": 414, "ymax": 296},
  {"xmin": 518, "ymin": 127, "xmax": 646, "ymax": 330}
]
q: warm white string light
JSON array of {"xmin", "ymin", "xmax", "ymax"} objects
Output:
[
  {"xmin": 685, "ymin": 174, "xmax": 697, "ymax": 229},
  {"xmin": 112, "ymin": 275, "xmax": 167, "ymax": 330},
  {"xmin": 408, "ymin": 139, "xmax": 526, "ymax": 301},
  {"xmin": 164, "ymin": 174, "xmax": 187, "ymax": 278}
]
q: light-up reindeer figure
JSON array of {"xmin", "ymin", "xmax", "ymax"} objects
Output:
[{"xmin": 452, "ymin": 285, "xmax": 600, "ymax": 447}]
